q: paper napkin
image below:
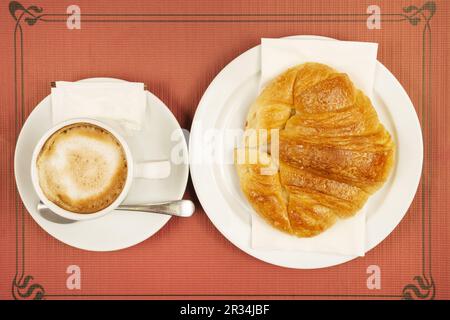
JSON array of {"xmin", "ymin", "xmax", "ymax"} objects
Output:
[
  {"xmin": 251, "ymin": 38, "xmax": 379, "ymax": 256},
  {"xmin": 51, "ymin": 81, "xmax": 147, "ymax": 136}
]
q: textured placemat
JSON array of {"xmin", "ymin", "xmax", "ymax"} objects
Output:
[{"xmin": 0, "ymin": 0, "xmax": 448, "ymax": 300}]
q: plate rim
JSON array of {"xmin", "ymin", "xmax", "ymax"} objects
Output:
[
  {"xmin": 14, "ymin": 77, "xmax": 189, "ymax": 252},
  {"xmin": 189, "ymin": 35, "xmax": 423, "ymax": 269}
]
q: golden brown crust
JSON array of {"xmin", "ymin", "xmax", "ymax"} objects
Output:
[
  {"xmin": 234, "ymin": 149, "xmax": 292, "ymax": 233},
  {"xmin": 235, "ymin": 62, "xmax": 395, "ymax": 237}
]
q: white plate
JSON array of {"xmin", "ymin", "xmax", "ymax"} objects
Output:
[
  {"xmin": 189, "ymin": 36, "xmax": 423, "ymax": 269},
  {"xmin": 15, "ymin": 78, "xmax": 189, "ymax": 251}
]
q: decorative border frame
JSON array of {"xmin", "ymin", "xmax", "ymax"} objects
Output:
[{"xmin": 9, "ymin": 1, "xmax": 436, "ymax": 300}]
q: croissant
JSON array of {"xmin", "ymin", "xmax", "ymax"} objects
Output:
[{"xmin": 235, "ymin": 63, "xmax": 395, "ymax": 237}]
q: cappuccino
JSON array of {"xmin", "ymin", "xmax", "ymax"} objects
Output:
[{"xmin": 36, "ymin": 123, "xmax": 128, "ymax": 213}]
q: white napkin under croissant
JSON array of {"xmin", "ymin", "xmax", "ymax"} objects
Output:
[{"xmin": 251, "ymin": 38, "xmax": 379, "ymax": 256}]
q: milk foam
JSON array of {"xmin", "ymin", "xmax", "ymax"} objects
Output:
[{"xmin": 45, "ymin": 134, "xmax": 123, "ymax": 200}]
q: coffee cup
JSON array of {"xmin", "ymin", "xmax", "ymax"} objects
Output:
[{"xmin": 31, "ymin": 118, "xmax": 171, "ymax": 221}]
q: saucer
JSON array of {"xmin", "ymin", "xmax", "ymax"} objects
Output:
[{"xmin": 14, "ymin": 78, "xmax": 189, "ymax": 251}]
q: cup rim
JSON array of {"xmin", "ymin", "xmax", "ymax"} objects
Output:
[{"xmin": 31, "ymin": 118, "xmax": 134, "ymax": 221}]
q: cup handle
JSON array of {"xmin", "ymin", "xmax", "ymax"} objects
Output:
[{"xmin": 134, "ymin": 161, "xmax": 171, "ymax": 179}]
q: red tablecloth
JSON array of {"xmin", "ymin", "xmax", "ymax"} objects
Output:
[{"xmin": 0, "ymin": 0, "xmax": 448, "ymax": 300}]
